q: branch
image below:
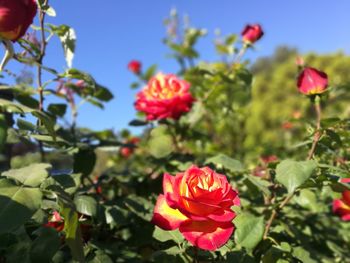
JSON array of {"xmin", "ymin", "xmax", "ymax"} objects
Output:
[{"xmin": 264, "ymin": 95, "xmax": 323, "ymax": 239}]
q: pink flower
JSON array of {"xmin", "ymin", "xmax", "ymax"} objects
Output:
[
  {"xmin": 135, "ymin": 73, "xmax": 195, "ymax": 120},
  {"xmin": 152, "ymin": 166, "xmax": 240, "ymax": 251},
  {"xmin": 297, "ymin": 67, "xmax": 328, "ymax": 95},
  {"xmin": 241, "ymin": 24, "xmax": 264, "ymax": 44}
]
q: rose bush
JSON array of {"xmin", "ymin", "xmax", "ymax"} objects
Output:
[
  {"xmin": 0, "ymin": 0, "xmax": 37, "ymax": 41},
  {"xmin": 152, "ymin": 165, "xmax": 240, "ymax": 251},
  {"xmin": 0, "ymin": 4, "xmax": 349, "ymax": 262},
  {"xmin": 135, "ymin": 73, "xmax": 194, "ymax": 120}
]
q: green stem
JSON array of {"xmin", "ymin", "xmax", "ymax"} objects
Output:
[{"xmin": 307, "ymin": 95, "xmax": 322, "ymax": 160}]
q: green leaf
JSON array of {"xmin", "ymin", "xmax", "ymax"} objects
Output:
[
  {"xmin": 93, "ymin": 85, "xmax": 114, "ymax": 102},
  {"xmin": 17, "ymin": 118, "xmax": 35, "ymax": 132},
  {"xmin": 234, "ymin": 213, "xmax": 264, "ymax": 250},
  {"xmin": 48, "ymin": 103, "xmax": 67, "ymax": 117},
  {"xmin": 2, "ymin": 163, "xmax": 51, "ymax": 187},
  {"xmin": 153, "ymin": 226, "xmax": 184, "ymax": 243},
  {"xmin": 142, "ymin": 64, "xmax": 157, "ymax": 81},
  {"xmin": 73, "ymin": 148, "xmax": 96, "ymax": 176},
  {"xmin": 148, "ymin": 126, "xmax": 174, "ymax": 159},
  {"xmin": 74, "ymin": 195, "xmax": 97, "ymax": 217},
  {"xmin": 30, "ymin": 227, "xmax": 60, "ymax": 262},
  {"xmin": 89, "ymin": 250, "xmax": 113, "ymax": 263},
  {"xmin": 292, "ymin": 246, "xmax": 317, "ymax": 263},
  {"xmin": 50, "ymin": 25, "xmax": 76, "ymax": 68},
  {"xmin": 276, "ymin": 160, "xmax": 317, "ymax": 193},
  {"xmin": 129, "ymin": 119, "xmax": 148, "ymax": 126},
  {"xmin": 0, "ymin": 114, "xmax": 7, "ymax": 151},
  {"xmin": 61, "ymin": 206, "xmax": 84, "ymax": 263},
  {"xmin": 206, "ymin": 154, "xmax": 244, "ymax": 173},
  {"xmin": 246, "ymin": 176, "xmax": 271, "ymax": 197},
  {"xmin": 0, "ymin": 179, "xmax": 42, "ymax": 234}
]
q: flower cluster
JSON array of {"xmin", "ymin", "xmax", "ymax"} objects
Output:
[{"xmin": 152, "ymin": 166, "xmax": 240, "ymax": 251}]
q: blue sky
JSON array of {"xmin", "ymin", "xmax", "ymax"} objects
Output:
[{"xmin": 3, "ymin": 0, "xmax": 350, "ymax": 133}]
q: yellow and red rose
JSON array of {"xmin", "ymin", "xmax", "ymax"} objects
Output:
[
  {"xmin": 333, "ymin": 178, "xmax": 350, "ymax": 221},
  {"xmin": 135, "ymin": 73, "xmax": 194, "ymax": 120},
  {"xmin": 0, "ymin": 0, "xmax": 37, "ymax": 41},
  {"xmin": 152, "ymin": 165, "xmax": 240, "ymax": 251}
]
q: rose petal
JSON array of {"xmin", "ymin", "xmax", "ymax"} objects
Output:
[
  {"xmin": 333, "ymin": 199, "xmax": 350, "ymax": 221},
  {"xmin": 163, "ymin": 173, "xmax": 175, "ymax": 194},
  {"xmin": 179, "ymin": 220, "xmax": 234, "ymax": 251},
  {"xmin": 152, "ymin": 195, "xmax": 188, "ymax": 230},
  {"xmin": 342, "ymin": 191, "xmax": 350, "ymax": 206},
  {"xmin": 207, "ymin": 209, "xmax": 236, "ymax": 222}
]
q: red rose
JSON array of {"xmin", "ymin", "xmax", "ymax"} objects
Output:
[
  {"xmin": 333, "ymin": 178, "xmax": 350, "ymax": 221},
  {"xmin": 128, "ymin": 60, "xmax": 142, "ymax": 74},
  {"xmin": 241, "ymin": 24, "xmax": 264, "ymax": 44},
  {"xmin": 44, "ymin": 211, "xmax": 92, "ymax": 241},
  {"xmin": 120, "ymin": 137, "xmax": 140, "ymax": 158},
  {"xmin": 282, "ymin": 121, "xmax": 293, "ymax": 130},
  {"xmin": 0, "ymin": 0, "xmax": 37, "ymax": 41},
  {"xmin": 297, "ymin": 67, "xmax": 328, "ymax": 95},
  {"xmin": 135, "ymin": 73, "xmax": 194, "ymax": 120},
  {"xmin": 261, "ymin": 155, "xmax": 278, "ymax": 164},
  {"xmin": 44, "ymin": 211, "xmax": 65, "ymax": 232},
  {"xmin": 152, "ymin": 166, "xmax": 240, "ymax": 251}
]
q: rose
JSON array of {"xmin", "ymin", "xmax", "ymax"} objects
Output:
[
  {"xmin": 333, "ymin": 178, "xmax": 350, "ymax": 221},
  {"xmin": 0, "ymin": 0, "xmax": 37, "ymax": 42},
  {"xmin": 128, "ymin": 60, "xmax": 142, "ymax": 74},
  {"xmin": 297, "ymin": 67, "xmax": 328, "ymax": 95},
  {"xmin": 152, "ymin": 165, "xmax": 240, "ymax": 251},
  {"xmin": 241, "ymin": 24, "xmax": 264, "ymax": 44},
  {"xmin": 45, "ymin": 211, "xmax": 92, "ymax": 241},
  {"xmin": 120, "ymin": 137, "xmax": 140, "ymax": 158},
  {"xmin": 135, "ymin": 73, "xmax": 194, "ymax": 120},
  {"xmin": 44, "ymin": 211, "xmax": 64, "ymax": 232}
]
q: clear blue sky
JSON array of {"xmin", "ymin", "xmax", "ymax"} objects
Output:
[{"xmin": 4, "ymin": 0, "xmax": 350, "ymax": 133}]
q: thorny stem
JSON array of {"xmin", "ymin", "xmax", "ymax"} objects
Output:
[
  {"xmin": 263, "ymin": 95, "xmax": 322, "ymax": 239},
  {"xmin": 37, "ymin": 0, "xmax": 49, "ymax": 161}
]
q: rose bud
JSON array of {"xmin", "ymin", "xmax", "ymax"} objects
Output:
[
  {"xmin": 333, "ymin": 178, "xmax": 350, "ymax": 221},
  {"xmin": 297, "ymin": 67, "xmax": 328, "ymax": 95},
  {"xmin": 0, "ymin": 0, "xmax": 37, "ymax": 42},
  {"xmin": 241, "ymin": 24, "xmax": 264, "ymax": 44},
  {"xmin": 261, "ymin": 155, "xmax": 278, "ymax": 164},
  {"xmin": 152, "ymin": 165, "xmax": 240, "ymax": 251},
  {"xmin": 282, "ymin": 121, "xmax": 293, "ymax": 130},
  {"xmin": 135, "ymin": 73, "xmax": 195, "ymax": 120},
  {"xmin": 128, "ymin": 60, "xmax": 142, "ymax": 74},
  {"xmin": 120, "ymin": 137, "xmax": 140, "ymax": 158},
  {"xmin": 44, "ymin": 211, "xmax": 64, "ymax": 232}
]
